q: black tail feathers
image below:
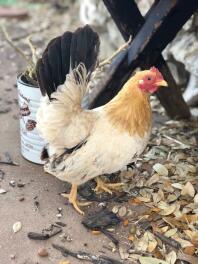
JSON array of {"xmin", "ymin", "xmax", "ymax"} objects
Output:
[{"xmin": 36, "ymin": 25, "xmax": 100, "ymax": 99}]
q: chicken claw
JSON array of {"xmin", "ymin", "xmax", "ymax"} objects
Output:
[
  {"xmin": 94, "ymin": 177, "xmax": 124, "ymax": 194},
  {"xmin": 61, "ymin": 184, "xmax": 91, "ymax": 215}
]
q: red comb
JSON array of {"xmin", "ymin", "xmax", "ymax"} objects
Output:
[
  {"xmin": 150, "ymin": 66, "xmax": 163, "ymax": 79},
  {"xmin": 150, "ymin": 66, "xmax": 159, "ymax": 73}
]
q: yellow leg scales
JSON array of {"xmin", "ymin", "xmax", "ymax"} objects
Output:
[
  {"xmin": 61, "ymin": 184, "xmax": 91, "ymax": 215},
  {"xmin": 94, "ymin": 177, "xmax": 124, "ymax": 194}
]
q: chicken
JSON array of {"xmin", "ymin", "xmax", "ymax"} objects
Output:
[{"xmin": 36, "ymin": 25, "xmax": 168, "ymax": 214}]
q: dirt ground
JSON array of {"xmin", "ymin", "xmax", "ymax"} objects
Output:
[
  {"xmin": 0, "ymin": 2, "xmax": 197, "ymax": 264},
  {"xmin": 0, "ymin": 35, "xmax": 119, "ymax": 264},
  {"xmin": 0, "ymin": 2, "xmax": 121, "ymax": 264},
  {"xmin": 0, "ymin": 113, "xmax": 119, "ymax": 264}
]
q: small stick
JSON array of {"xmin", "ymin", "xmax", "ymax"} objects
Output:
[
  {"xmin": 163, "ymin": 135, "xmax": 185, "ymax": 145},
  {"xmin": 99, "ymin": 35, "xmax": 132, "ymax": 67},
  {"xmin": 27, "ymin": 232, "xmax": 50, "ymax": 240},
  {"xmin": 167, "ymin": 151, "xmax": 172, "ymax": 160},
  {"xmin": 154, "ymin": 231, "xmax": 181, "ymax": 249},
  {"xmin": 0, "ymin": 152, "xmax": 19, "ymax": 166},
  {"xmin": 0, "ymin": 161, "xmax": 19, "ymax": 166},
  {"xmin": 1, "ymin": 26, "xmax": 34, "ymax": 67},
  {"xmin": 28, "ymin": 226, "xmax": 62, "ymax": 240},
  {"xmin": 162, "ymin": 134, "xmax": 190, "ymax": 148},
  {"xmin": 26, "ymin": 35, "xmax": 38, "ymax": 65},
  {"xmin": 52, "ymin": 244, "xmax": 122, "ymax": 264}
]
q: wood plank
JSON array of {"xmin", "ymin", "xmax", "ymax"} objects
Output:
[
  {"xmin": 87, "ymin": 0, "xmax": 195, "ymax": 119},
  {"xmin": 102, "ymin": 0, "xmax": 144, "ymax": 39}
]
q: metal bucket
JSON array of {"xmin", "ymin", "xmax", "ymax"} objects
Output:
[{"xmin": 17, "ymin": 74, "xmax": 45, "ymax": 164}]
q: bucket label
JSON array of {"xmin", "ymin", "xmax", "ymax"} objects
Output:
[
  {"xmin": 19, "ymin": 91, "xmax": 30, "ymax": 103},
  {"xmin": 18, "ymin": 82, "xmax": 45, "ymax": 164},
  {"xmin": 26, "ymin": 120, "xmax": 37, "ymax": 131}
]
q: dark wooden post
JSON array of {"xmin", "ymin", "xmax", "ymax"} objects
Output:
[{"xmin": 87, "ymin": 0, "xmax": 196, "ymax": 119}]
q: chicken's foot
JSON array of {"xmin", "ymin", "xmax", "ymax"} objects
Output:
[
  {"xmin": 61, "ymin": 184, "xmax": 91, "ymax": 215},
  {"xmin": 94, "ymin": 177, "xmax": 124, "ymax": 194}
]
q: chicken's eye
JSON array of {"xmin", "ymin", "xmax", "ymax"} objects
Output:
[{"xmin": 147, "ymin": 76, "xmax": 152, "ymax": 81}]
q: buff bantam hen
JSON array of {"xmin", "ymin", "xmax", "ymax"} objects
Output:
[{"xmin": 36, "ymin": 25, "xmax": 168, "ymax": 214}]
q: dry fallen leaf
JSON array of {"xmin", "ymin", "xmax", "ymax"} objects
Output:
[
  {"xmin": 136, "ymin": 196, "xmax": 151, "ymax": 203},
  {"xmin": 165, "ymin": 250, "xmax": 177, "ymax": 264},
  {"xmin": 184, "ymin": 230, "xmax": 198, "ymax": 246},
  {"xmin": 128, "ymin": 234, "xmax": 135, "ymax": 241},
  {"xmin": 112, "ymin": 206, "xmax": 119, "ymax": 214},
  {"xmin": 158, "ymin": 201, "xmax": 169, "ymax": 210},
  {"xmin": 153, "ymin": 189, "xmax": 165, "ymax": 204},
  {"xmin": 184, "ymin": 230, "xmax": 194, "ymax": 240},
  {"xmin": 147, "ymin": 240, "xmax": 158, "ymax": 253},
  {"xmin": 162, "ymin": 180, "xmax": 174, "ymax": 192},
  {"xmin": 153, "ymin": 163, "xmax": 168, "ymax": 176},
  {"xmin": 118, "ymin": 246, "xmax": 129, "ymax": 260},
  {"xmin": 171, "ymin": 183, "xmax": 183, "ymax": 189},
  {"xmin": 123, "ymin": 219, "xmax": 129, "ymax": 226},
  {"xmin": 194, "ymin": 193, "xmax": 198, "ymax": 203},
  {"xmin": 181, "ymin": 182, "xmax": 195, "ymax": 197},
  {"xmin": 164, "ymin": 228, "xmax": 177, "ymax": 237},
  {"xmin": 158, "ymin": 203, "xmax": 176, "ymax": 216},
  {"xmin": 146, "ymin": 173, "xmax": 160, "ymax": 186},
  {"xmin": 178, "ymin": 252, "xmax": 198, "ymax": 264},
  {"xmin": 135, "ymin": 231, "xmax": 157, "ymax": 253},
  {"xmin": 59, "ymin": 261, "xmax": 70, "ymax": 264},
  {"xmin": 13, "ymin": 221, "xmax": 22, "ymax": 233},
  {"xmin": 129, "ymin": 197, "xmax": 143, "ymax": 205},
  {"xmin": 135, "ymin": 233, "xmax": 149, "ymax": 252},
  {"xmin": 163, "ymin": 217, "xmax": 188, "ymax": 229},
  {"xmin": 118, "ymin": 206, "xmax": 127, "ymax": 217},
  {"xmin": 173, "ymin": 236, "xmax": 193, "ymax": 248},
  {"xmin": 183, "ymin": 246, "xmax": 196, "ymax": 255},
  {"xmin": 153, "ymin": 248, "xmax": 164, "ymax": 260},
  {"xmin": 147, "ymin": 232, "xmax": 158, "ymax": 253},
  {"xmin": 186, "ymin": 164, "xmax": 197, "ymax": 173},
  {"xmin": 129, "ymin": 254, "xmax": 142, "ymax": 261},
  {"xmin": 139, "ymin": 256, "xmax": 169, "ymax": 264},
  {"xmin": 161, "ymin": 226, "xmax": 169, "ymax": 233},
  {"xmin": 178, "ymin": 214, "xmax": 198, "ymax": 223},
  {"xmin": 167, "ymin": 194, "xmax": 178, "ymax": 203}
]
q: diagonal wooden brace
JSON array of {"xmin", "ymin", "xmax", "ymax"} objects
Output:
[{"xmin": 87, "ymin": 0, "xmax": 197, "ymax": 119}]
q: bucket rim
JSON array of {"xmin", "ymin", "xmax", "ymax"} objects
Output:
[{"xmin": 17, "ymin": 73, "xmax": 39, "ymax": 89}]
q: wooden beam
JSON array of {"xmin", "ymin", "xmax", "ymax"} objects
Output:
[
  {"xmin": 86, "ymin": 0, "xmax": 196, "ymax": 119},
  {"xmin": 102, "ymin": 0, "xmax": 144, "ymax": 39}
]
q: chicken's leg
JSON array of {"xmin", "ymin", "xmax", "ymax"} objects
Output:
[
  {"xmin": 94, "ymin": 177, "xmax": 124, "ymax": 194},
  {"xmin": 61, "ymin": 184, "xmax": 90, "ymax": 215}
]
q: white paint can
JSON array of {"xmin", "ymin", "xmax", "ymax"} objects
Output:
[{"xmin": 17, "ymin": 74, "xmax": 45, "ymax": 164}]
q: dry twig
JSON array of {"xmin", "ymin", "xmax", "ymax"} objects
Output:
[
  {"xmin": 99, "ymin": 35, "xmax": 132, "ymax": 67},
  {"xmin": 1, "ymin": 25, "xmax": 34, "ymax": 67},
  {"xmin": 154, "ymin": 232, "xmax": 181, "ymax": 249},
  {"xmin": 52, "ymin": 244, "xmax": 122, "ymax": 264}
]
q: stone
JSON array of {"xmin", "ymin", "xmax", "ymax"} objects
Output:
[{"xmin": 37, "ymin": 248, "xmax": 49, "ymax": 257}]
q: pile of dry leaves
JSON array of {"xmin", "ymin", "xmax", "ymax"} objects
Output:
[{"xmin": 109, "ymin": 119, "xmax": 198, "ymax": 264}]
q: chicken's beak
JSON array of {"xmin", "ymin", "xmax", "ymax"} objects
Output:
[{"xmin": 156, "ymin": 80, "xmax": 168, "ymax": 87}]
